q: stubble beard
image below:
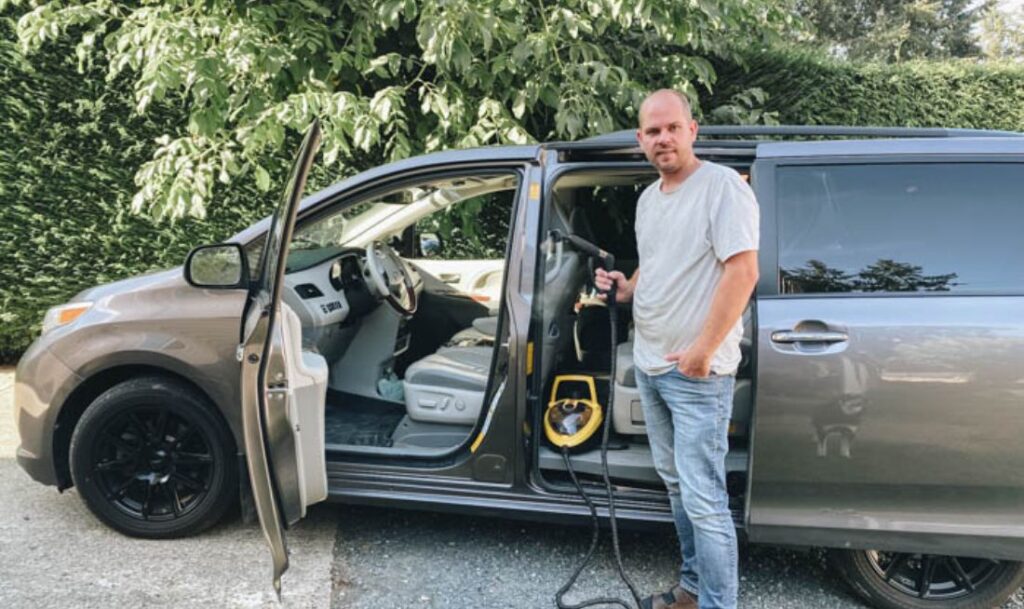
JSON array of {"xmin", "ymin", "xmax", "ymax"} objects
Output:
[{"xmin": 653, "ymin": 150, "xmax": 682, "ymax": 174}]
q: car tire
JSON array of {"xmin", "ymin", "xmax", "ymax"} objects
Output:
[
  {"xmin": 69, "ymin": 376, "xmax": 238, "ymax": 538},
  {"xmin": 829, "ymin": 548, "xmax": 1024, "ymax": 609}
]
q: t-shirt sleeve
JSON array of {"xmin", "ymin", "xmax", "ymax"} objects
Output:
[{"xmin": 710, "ymin": 171, "xmax": 760, "ymax": 263}]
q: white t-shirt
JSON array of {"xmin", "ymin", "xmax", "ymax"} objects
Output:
[{"xmin": 632, "ymin": 161, "xmax": 760, "ymax": 376}]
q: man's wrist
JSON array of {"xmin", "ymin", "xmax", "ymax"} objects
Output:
[{"xmin": 689, "ymin": 341, "xmax": 716, "ymax": 362}]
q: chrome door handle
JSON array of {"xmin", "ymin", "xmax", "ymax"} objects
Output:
[{"xmin": 771, "ymin": 330, "xmax": 848, "ymax": 344}]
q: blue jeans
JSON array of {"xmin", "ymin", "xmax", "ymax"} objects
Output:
[{"xmin": 635, "ymin": 368, "xmax": 738, "ymax": 609}]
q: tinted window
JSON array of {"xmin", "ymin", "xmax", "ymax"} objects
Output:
[
  {"xmin": 575, "ymin": 183, "xmax": 642, "ymax": 264},
  {"xmin": 777, "ymin": 163, "xmax": 1024, "ymax": 294}
]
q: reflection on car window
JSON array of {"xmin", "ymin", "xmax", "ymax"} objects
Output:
[{"xmin": 778, "ymin": 163, "xmax": 1024, "ymax": 294}]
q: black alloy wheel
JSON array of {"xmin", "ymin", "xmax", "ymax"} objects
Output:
[
  {"xmin": 867, "ymin": 552, "xmax": 1002, "ymax": 601},
  {"xmin": 70, "ymin": 377, "xmax": 237, "ymax": 538},
  {"xmin": 830, "ymin": 548, "xmax": 1024, "ymax": 609},
  {"xmin": 91, "ymin": 406, "xmax": 214, "ymax": 521}
]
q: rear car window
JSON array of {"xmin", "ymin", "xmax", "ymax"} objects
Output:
[{"xmin": 777, "ymin": 163, "xmax": 1024, "ymax": 295}]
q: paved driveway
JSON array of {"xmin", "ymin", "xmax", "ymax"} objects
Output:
[
  {"xmin": 0, "ymin": 369, "xmax": 335, "ymax": 608},
  {"xmin": 1, "ymin": 368, "xmax": 1021, "ymax": 608}
]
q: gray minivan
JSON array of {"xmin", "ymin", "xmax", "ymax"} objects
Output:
[{"xmin": 15, "ymin": 122, "xmax": 1024, "ymax": 608}]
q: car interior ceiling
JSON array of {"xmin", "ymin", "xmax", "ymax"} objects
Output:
[{"xmin": 298, "ymin": 164, "xmax": 755, "ymax": 493}]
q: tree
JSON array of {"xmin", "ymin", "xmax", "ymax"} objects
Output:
[
  {"xmin": 781, "ymin": 258, "xmax": 958, "ymax": 293},
  {"xmin": 854, "ymin": 258, "xmax": 957, "ymax": 292},
  {"xmin": 6, "ymin": 0, "xmax": 794, "ymax": 220},
  {"xmin": 796, "ymin": 0, "xmax": 989, "ymax": 62},
  {"xmin": 978, "ymin": 5, "xmax": 1024, "ymax": 60},
  {"xmin": 780, "ymin": 259, "xmax": 856, "ymax": 293}
]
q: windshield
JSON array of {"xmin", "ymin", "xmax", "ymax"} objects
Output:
[{"xmin": 249, "ymin": 173, "xmax": 517, "ymax": 273}]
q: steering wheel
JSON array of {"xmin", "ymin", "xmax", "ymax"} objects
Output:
[{"xmin": 364, "ymin": 240, "xmax": 418, "ymax": 316}]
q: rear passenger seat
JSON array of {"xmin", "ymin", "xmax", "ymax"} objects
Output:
[{"xmin": 612, "ymin": 320, "xmax": 753, "ymax": 437}]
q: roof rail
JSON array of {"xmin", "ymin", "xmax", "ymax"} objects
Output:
[
  {"xmin": 574, "ymin": 125, "xmax": 1022, "ymax": 147},
  {"xmin": 698, "ymin": 125, "xmax": 1023, "ymax": 138}
]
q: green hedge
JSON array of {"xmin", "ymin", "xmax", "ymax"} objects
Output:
[
  {"xmin": 5, "ymin": 30, "xmax": 1024, "ymax": 362},
  {"xmin": 706, "ymin": 47, "xmax": 1024, "ymax": 130},
  {"xmin": 0, "ymin": 15, "xmax": 279, "ymax": 362}
]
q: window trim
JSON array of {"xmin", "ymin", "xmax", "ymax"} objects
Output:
[{"xmin": 761, "ymin": 155, "xmax": 1024, "ymax": 299}]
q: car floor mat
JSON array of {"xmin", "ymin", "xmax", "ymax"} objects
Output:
[{"xmin": 324, "ymin": 391, "xmax": 406, "ymax": 448}]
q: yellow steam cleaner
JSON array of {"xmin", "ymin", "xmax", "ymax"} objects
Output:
[{"xmin": 544, "ymin": 375, "xmax": 603, "ymax": 452}]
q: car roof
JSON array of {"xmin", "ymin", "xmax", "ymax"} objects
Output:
[
  {"xmin": 756, "ymin": 136, "xmax": 1024, "ymax": 158},
  {"xmin": 545, "ymin": 125, "xmax": 1024, "ymax": 162},
  {"xmin": 562, "ymin": 125, "xmax": 1024, "ymax": 149}
]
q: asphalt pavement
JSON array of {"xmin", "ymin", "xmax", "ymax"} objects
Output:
[
  {"xmin": 2, "ymin": 368, "xmax": 1022, "ymax": 608},
  {"xmin": 0, "ymin": 369, "xmax": 334, "ymax": 608}
]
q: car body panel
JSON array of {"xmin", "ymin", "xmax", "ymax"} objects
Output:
[
  {"xmin": 14, "ymin": 340, "xmax": 81, "ymax": 485},
  {"xmin": 16, "ymin": 268, "xmax": 248, "ymax": 489},
  {"xmin": 746, "ymin": 147, "xmax": 1024, "ymax": 560},
  {"xmin": 749, "ymin": 296, "xmax": 1024, "ymax": 560},
  {"xmin": 753, "ymin": 136, "xmax": 1024, "ymax": 159},
  {"xmin": 48, "ymin": 271, "xmax": 247, "ymax": 439}
]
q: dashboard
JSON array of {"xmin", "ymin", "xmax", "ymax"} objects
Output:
[
  {"xmin": 283, "ymin": 249, "xmax": 372, "ymax": 329},
  {"xmin": 281, "ymin": 246, "xmax": 423, "ymax": 331}
]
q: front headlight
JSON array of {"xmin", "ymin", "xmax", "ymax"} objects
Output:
[{"xmin": 41, "ymin": 302, "xmax": 93, "ymax": 335}]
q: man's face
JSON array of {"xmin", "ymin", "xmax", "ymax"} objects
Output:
[{"xmin": 636, "ymin": 94, "xmax": 698, "ymax": 174}]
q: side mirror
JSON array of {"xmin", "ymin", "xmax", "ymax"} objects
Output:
[
  {"xmin": 184, "ymin": 243, "xmax": 249, "ymax": 289},
  {"xmin": 419, "ymin": 232, "xmax": 442, "ymax": 257}
]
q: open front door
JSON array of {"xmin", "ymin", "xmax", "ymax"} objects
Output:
[{"xmin": 239, "ymin": 121, "xmax": 324, "ymax": 596}]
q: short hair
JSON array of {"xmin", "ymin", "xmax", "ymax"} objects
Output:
[{"xmin": 638, "ymin": 89, "xmax": 692, "ymax": 124}]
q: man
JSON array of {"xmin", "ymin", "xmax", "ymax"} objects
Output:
[{"xmin": 595, "ymin": 89, "xmax": 759, "ymax": 609}]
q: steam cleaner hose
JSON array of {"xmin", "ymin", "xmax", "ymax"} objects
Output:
[{"xmin": 555, "ymin": 283, "xmax": 644, "ymax": 609}]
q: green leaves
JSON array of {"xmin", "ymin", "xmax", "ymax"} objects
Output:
[
  {"xmin": 5, "ymin": 2, "xmax": 1024, "ymax": 361},
  {"xmin": 0, "ymin": 11, "xmax": 281, "ymax": 358},
  {"xmin": 705, "ymin": 45, "xmax": 1024, "ymax": 132},
  {"xmin": 797, "ymin": 0, "xmax": 988, "ymax": 62},
  {"xmin": 12, "ymin": 0, "xmax": 796, "ymax": 220}
]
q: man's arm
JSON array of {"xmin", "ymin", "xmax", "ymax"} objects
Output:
[
  {"xmin": 666, "ymin": 250, "xmax": 758, "ymax": 376},
  {"xmin": 594, "ymin": 267, "xmax": 639, "ymax": 303}
]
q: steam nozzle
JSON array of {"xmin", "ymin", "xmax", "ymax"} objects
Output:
[{"xmin": 548, "ymin": 230, "xmax": 616, "ymax": 270}]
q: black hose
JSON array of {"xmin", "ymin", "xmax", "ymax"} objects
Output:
[
  {"xmin": 603, "ymin": 288, "xmax": 644, "ymax": 607},
  {"xmin": 555, "ymin": 446, "xmax": 630, "ymax": 609},
  {"xmin": 555, "ymin": 281, "xmax": 644, "ymax": 609}
]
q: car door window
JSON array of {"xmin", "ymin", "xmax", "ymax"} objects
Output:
[
  {"xmin": 777, "ymin": 163, "xmax": 1024, "ymax": 294},
  {"xmin": 411, "ymin": 188, "xmax": 515, "ymax": 304},
  {"xmin": 413, "ymin": 189, "xmax": 515, "ymax": 260}
]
